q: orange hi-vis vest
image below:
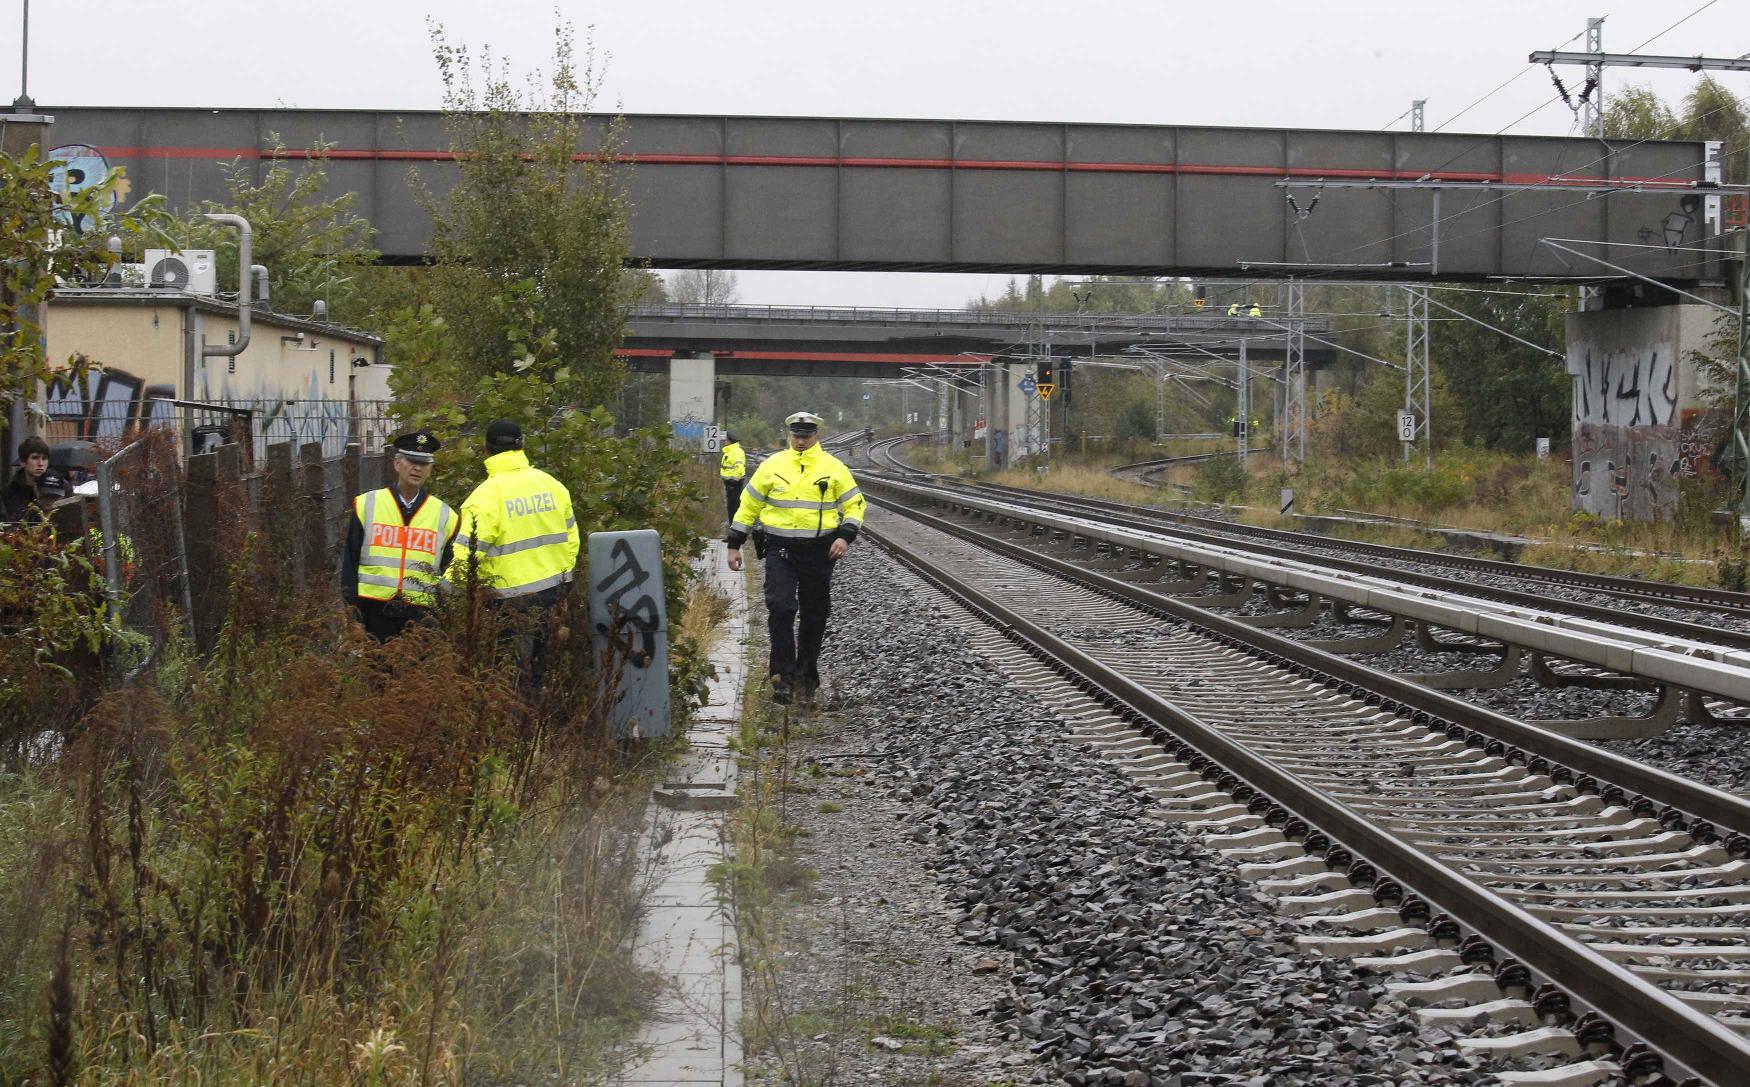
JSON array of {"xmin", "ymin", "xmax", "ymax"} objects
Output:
[{"xmin": 354, "ymin": 488, "xmax": 458, "ymax": 606}]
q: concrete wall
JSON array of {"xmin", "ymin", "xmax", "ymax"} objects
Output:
[
  {"xmin": 1565, "ymin": 303, "xmax": 1723, "ymax": 521},
  {"xmin": 43, "ymin": 297, "xmax": 388, "ymax": 457}
]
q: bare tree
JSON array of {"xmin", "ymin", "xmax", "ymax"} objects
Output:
[{"xmin": 667, "ymin": 269, "xmax": 740, "ymax": 304}]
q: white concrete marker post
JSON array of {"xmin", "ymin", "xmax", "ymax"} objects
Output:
[{"xmin": 588, "ymin": 529, "xmax": 670, "ymax": 739}]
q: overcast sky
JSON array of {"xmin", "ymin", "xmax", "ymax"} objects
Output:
[{"xmin": 4, "ymin": 0, "xmax": 1740, "ymax": 307}]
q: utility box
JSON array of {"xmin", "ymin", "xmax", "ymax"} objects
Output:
[{"xmin": 587, "ymin": 529, "xmax": 670, "ymax": 739}]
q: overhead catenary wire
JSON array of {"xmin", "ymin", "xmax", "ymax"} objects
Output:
[
  {"xmin": 1294, "ymin": 124, "xmax": 1747, "ymax": 282},
  {"xmin": 1288, "ymin": 24, "xmax": 1748, "ymax": 285},
  {"xmin": 1624, "ymin": 0, "xmax": 1720, "ymax": 55},
  {"xmin": 1434, "ymin": 26, "xmax": 1592, "ymax": 133}
]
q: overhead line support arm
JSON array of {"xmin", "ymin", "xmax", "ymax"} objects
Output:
[{"xmin": 1529, "ymin": 50, "xmax": 1750, "ymax": 73}]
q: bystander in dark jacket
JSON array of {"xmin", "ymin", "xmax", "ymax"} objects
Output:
[{"xmin": 1, "ymin": 436, "xmax": 70, "ymax": 526}]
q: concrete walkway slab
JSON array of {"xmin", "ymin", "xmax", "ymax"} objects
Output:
[{"xmin": 612, "ymin": 542, "xmax": 745, "ymax": 1087}]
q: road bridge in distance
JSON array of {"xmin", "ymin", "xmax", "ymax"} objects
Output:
[
  {"xmin": 43, "ymin": 107, "xmax": 1724, "ymax": 282},
  {"xmin": 620, "ymin": 304, "xmax": 1336, "ymax": 379}
]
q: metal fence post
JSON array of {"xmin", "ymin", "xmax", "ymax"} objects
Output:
[
  {"xmin": 163, "ymin": 443, "xmax": 194, "ymax": 626},
  {"xmin": 93, "ymin": 454, "xmax": 125, "ymax": 620},
  {"xmin": 300, "ymin": 442, "xmax": 327, "ymax": 589}
]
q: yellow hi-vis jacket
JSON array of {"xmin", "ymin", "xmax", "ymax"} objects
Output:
[
  {"xmin": 719, "ymin": 441, "xmax": 746, "ymax": 480},
  {"xmin": 355, "ymin": 488, "xmax": 459, "ymax": 606},
  {"xmin": 448, "ymin": 450, "xmax": 580, "ymax": 599},
  {"xmin": 726, "ymin": 445, "xmax": 865, "ymax": 546}
]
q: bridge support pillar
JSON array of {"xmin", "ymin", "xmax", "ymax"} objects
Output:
[
  {"xmin": 986, "ymin": 361, "xmax": 1014, "ymax": 468},
  {"xmin": 667, "ymin": 352, "xmax": 716, "ymax": 440},
  {"xmin": 1566, "ymin": 303, "xmax": 1724, "ymax": 522}
]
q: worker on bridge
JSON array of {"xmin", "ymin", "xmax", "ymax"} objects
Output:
[
  {"xmin": 719, "ymin": 431, "xmax": 746, "ymax": 522},
  {"xmin": 725, "ymin": 411, "xmax": 865, "ymax": 705}
]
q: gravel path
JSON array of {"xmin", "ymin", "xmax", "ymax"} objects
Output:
[
  {"xmin": 778, "ymin": 545, "xmax": 1496, "ymax": 1086},
  {"xmin": 738, "ymin": 549, "xmax": 1033, "ymax": 1086}
]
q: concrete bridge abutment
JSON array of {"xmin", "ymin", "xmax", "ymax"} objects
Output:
[{"xmin": 1565, "ymin": 303, "xmax": 1729, "ymax": 522}]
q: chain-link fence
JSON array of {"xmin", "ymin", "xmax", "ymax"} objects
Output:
[
  {"xmin": 41, "ymin": 398, "xmax": 396, "ymax": 476},
  {"xmin": 94, "ymin": 429, "xmax": 193, "ymax": 678},
  {"xmin": 76, "ymin": 429, "xmax": 393, "ymax": 672}
]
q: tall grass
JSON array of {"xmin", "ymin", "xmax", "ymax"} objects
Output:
[{"xmin": 0, "ymin": 486, "xmax": 708, "ymax": 1082}]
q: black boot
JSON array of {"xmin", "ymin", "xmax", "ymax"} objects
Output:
[{"xmin": 770, "ymin": 673, "xmax": 793, "ymax": 706}]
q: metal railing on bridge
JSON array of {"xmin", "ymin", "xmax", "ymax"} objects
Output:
[{"xmin": 629, "ymin": 302, "xmax": 1330, "ymax": 335}]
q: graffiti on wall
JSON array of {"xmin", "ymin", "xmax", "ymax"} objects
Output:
[
  {"xmin": 1676, "ymin": 407, "xmax": 1726, "ymax": 481},
  {"xmin": 1638, "ymin": 194, "xmax": 1701, "ymax": 250},
  {"xmin": 194, "ymin": 367, "xmax": 378, "ymax": 461},
  {"xmin": 42, "ymin": 365, "xmax": 381, "ymax": 463},
  {"xmin": 1571, "ymin": 346, "xmax": 1677, "ymax": 430},
  {"xmin": 46, "ymin": 145, "xmax": 128, "ymax": 233},
  {"xmin": 44, "ymin": 368, "xmax": 176, "ymax": 443},
  {"xmin": 1568, "ymin": 342, "xmax": 1680, "ymax": 521}
]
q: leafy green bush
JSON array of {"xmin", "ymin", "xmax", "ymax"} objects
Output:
[
  {"xmin": 0, "ymin": 525, "xmax": 109, "ymax": 755},
  {"xmin": 1192, "ymin": 456, "xmax": 1250, "ymax": 503}
]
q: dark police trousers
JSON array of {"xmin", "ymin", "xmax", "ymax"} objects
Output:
[
  {"xmin": 356, "ymin": 598, "xmax": 426, "ymax": 642},
  {"xmin": 763, "ymin": 539, "xmax": 836, "ymax": 689},
  {"xmin": 723, "ymin": 478, "xmax": 744, "ymax": 522}
]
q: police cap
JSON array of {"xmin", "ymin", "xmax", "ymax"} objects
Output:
[
  {"xmin": 785, "ymin": 410, "xmax": 824, "ymax": 434},
  {"xmin": 36, "ymin": 469, "xmax": 70, "ymax": 499},
  {"xmin": 392, "ymin": 430, "xmax": 442, "ymax": 463}
]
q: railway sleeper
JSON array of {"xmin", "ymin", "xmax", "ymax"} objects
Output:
[
  {"xmin": 879, "ymin": 515, "xmax": 1741, "ymax": 1085},
  {"xmin": 1688, "ymin": 692, "xmax": 1750, "ymax": 728},
  {"xmin": 1417, "ymin": 621, "xmax": 1513, "ymax": 657},
  {"xmin": 1493, "ymin": 1058, "xmax": 1623, "ymax": 1087},
  {"xmin": 1530, "ymin": 651, "xmax": 1653, "ymax": 692},
  {"xmin": 1329, "ymin": 600, "xmax": 1398, "ymax": 628}
]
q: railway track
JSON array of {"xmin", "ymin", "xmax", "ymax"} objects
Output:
[
  {"xmin": 866, "ymin": 436, "xmax": 1750, "ymax": 652},
  {"xmin": 1109, "ymin": 449, "xmax": 1234, "ymax": 488},
  {"xmin": 864, "ymin": 488, "xmax": 1750, "ymax": 1085}
]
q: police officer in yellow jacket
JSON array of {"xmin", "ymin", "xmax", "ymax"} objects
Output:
[
  {"xmin": 342, "ymin": 430, "xmax": 459, "ymax": 640},
  {"xmin": 448, "ymin": 419, "xmax": 580, "ymax": 606},
  {"xmin": 719, "ymin": 432, "xmax": 746, "ymax": 521},
  {"xmin": 725, "ymin": 411, "xmax": 866, "ymax": 704}
]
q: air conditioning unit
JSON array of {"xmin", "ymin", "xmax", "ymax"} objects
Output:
[{"xmin": 144, "ymin": 249, "xmax": 217, "ymax": 296}]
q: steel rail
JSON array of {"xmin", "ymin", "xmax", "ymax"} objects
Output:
[
  {"xmin": 1006, "ymin": 476, "xmax": 1750, "ymax": 617},
  {"xmin": 865, "ymin": 500, "xmax": 1750, "ymax": 1085},
  {"xmin": 873, "ymin": 434, "xmax": 1750, "ymax": 616},
  {"xmin": 939, "ymin": 476, "xmax": 1750, "ymax": 651}
]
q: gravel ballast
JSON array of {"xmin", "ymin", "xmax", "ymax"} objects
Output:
[{"xmin": 770, "ymin": 544, "xmax": 1494, "ymax": 1086}]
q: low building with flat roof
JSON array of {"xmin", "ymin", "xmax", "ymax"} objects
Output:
[{"xmin": 40, "ymin": 287, "xmax": 391, "ymax": 464}]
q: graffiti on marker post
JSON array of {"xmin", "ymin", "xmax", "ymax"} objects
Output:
[{"xmin": 593, "ymin": 537, "xmax": 661, "ymax": 666}]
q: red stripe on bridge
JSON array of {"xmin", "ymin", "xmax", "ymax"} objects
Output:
[
  {"xmin": 616, "ymin": 348, "xmax": 990, "ymax": 365},
  {"xmin": 87, "ymin": 145, "xmax": 1692, "ymax": 189}
]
